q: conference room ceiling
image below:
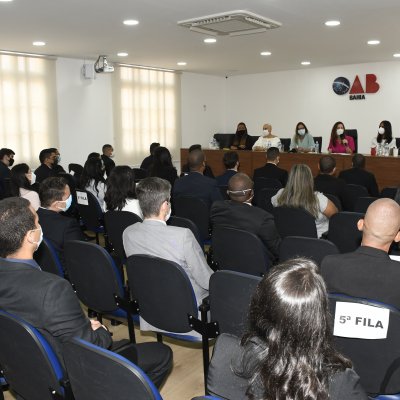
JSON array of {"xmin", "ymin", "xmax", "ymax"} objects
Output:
[{"xmin": 1, "ymin": 0, "xmax": 399, "ymax": 76}]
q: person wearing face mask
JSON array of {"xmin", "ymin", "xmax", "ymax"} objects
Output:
[
  {"xmin": 0, "ymin": 147, "xmax": 15, "ymax": 198},
  {"xmin": 290, "ymin": 122, "xmax": 315, "ymax": 152},
  {"xmin": 101, "ymin": 144, "xmax": 116, "ymax": 177},
  {"xmin": 211, "ymin": 173, "xmax": 281, "ymax": 263},
  {"xmin": 371, "ymin": 120, "xmax": 396, "ymax": 153},
  {"xmin": 328, "ymin": 121, "xmax": 355, "ymax": 154},
  {"xmin": 10, "ymin": 163, "xmax": 40, "ymax": 210},
  {"xmin": 35, "ymin": 148, "xmax": 58, "ymax": 184},
  {"xmin": 48, "ymin": 147, "xmax": 66, "ymax": 174},
  {"xmin": 231, "ymin": 122, "xmax": 253, "ymax": 150},
  {"xmin": 123, "ymin": 177, "xmax": 213, "ymax": 337},
  {"xmin": 252, "ymin": 123, "xmax": 281, "ymax": 151},
  {"xmin": 37, "ymin": 177, "xmax": 85, "ymax": 267}
]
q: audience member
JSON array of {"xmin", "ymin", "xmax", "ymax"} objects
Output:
[
  {"xmin": 339, "ymin": 154, "xmax": 379, "ymax": 197},
  {"xmin": 174, "ymin": 149, "xmax": 222, "ymax": 207},
  {"xmin": 0, "ymin": 147, "xmax": 15, "ymax": 198},
  {"xmin": 104, "ymin": 166, "xmax": 143, "ymax": 218},
  {"xmin": 123, "ymin": 177, "xmax": 213, "ymax": 334},
  {"xmin": 229, "ymin": 258, "xmax": 366, "ymax": 400},
  {"xmin": 252, "ymin": 123, "xmax": 281, "ymax": 151},
  {"xmin": 101, "ymin": 144, "xmax": 115, "ymax": 176},
  {"xmin": 35, "ymin": 148, "xmax": 58, "ymax": 183},
  {"xmin": 328, "ymin": 121, "xmax": 355, "ymax": 154},
  {"xmin": 48, "ymin": 147, "xmax": 66, "ymax": 174},
  {"xmin": 140, "ymin": 142, "xmax": 160, "ymax": 171},
  {"xmin": 38, "ymin": 177, "xmax": 85, "ymax": 264},
  {"xmin": 231, "ymin": 122, "xmax": 252, "ymax": 150},
  {"xmin": 321, "ymin": 198, "xmax": 400, "ymax": 307},
  {"xmin": 80, "ymin": 157, "xmax": 107, "ymax": 209},
  {"xmin": 253, "ymin": 147, "xmax": 288, "ymax": 187},
  {"xmin": 149, "ymin": 146, "xmax": 178, "ymax": 186},
  {"xmin": 211, "ymin": 173, "xmax": 280, "ymax": 262},
  {"xmin": 290, "ymin": 121, "xmax": 315, "ymax": 152},
  {"xmin": 272, "ymin": 164, "xmax": 338, "ymax": 237},
  {"xmin": 314, "ymin": 155, "xmax": 347, "ymax": 204},
  {"xmin": 181, "ymin": 144, "xmax": 214, "ymax": 178},
  {"xmin": 371, "ymin": 120, "xmax": 396, "ymax": 152},
  {"xmin": 0, "ymin": 197, "xmax": 173, "ymax": 386},
  {"xmin": 10, "ymin": 163, "xmax": 40, "ymax": 210},
  {"xmin": 215, "ymin": 151, "xmax": 239, "ymax": 187},
  {"xmin": 87, "ymin": 152, "xmax": 101, "ymax": 160}
]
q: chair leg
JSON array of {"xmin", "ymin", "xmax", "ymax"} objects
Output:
[
  {"xmin": 126, "ymin": 313, "xmax": 136, "ymax": 344},
  {"xmin": 156, "ymin": 333, "xmax": 163, "ymax": 343},
  {"xmin": 95, "ymin": 233, "xmax": 99, "ymax": 245},
  {"xmin": 200, "ymin": 305, "xmax": 210, "ymax": 394}
]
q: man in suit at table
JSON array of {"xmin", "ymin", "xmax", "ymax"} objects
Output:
[
  {"xmin": 0, "ymin": 197, "xmax": 172, "ymax": 387},
  {"xmin": 253, "ymin": 147, "xmax": 288, "ymax": 187},
  {"xmin": 321, "ymin": 198, "xmax": 400, "ymax": 308},
  {"xmin": 338, "ymin": 153, "xmax": 379, "ymax": 197},
  {"xmin": 215, "ymin": 150, "xmax": 239, "ymax": 187},
  {"xmin": 211, "ymin": 173, "xmax": 281, "ymax": 263},
  {"xmin": 173, "ymin": 149, "xmax": 223, "ymax": 207}
]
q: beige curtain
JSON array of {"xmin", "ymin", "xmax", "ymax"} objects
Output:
[
  {"xmin": 0, "ymin": 54, "xmax": 58, "ymax": 168},
  {"xmin": 112, "ymin": 66, "xmax": 181, "ymax": 166}
]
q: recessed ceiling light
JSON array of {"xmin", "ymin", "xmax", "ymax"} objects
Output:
[
  {"xmin": 0, "ymin": 0, "xmax": 14, "ymax": 2},
  {"xmin": 260, "ymin": 51, "xmax": 272, "ymax": 56},
  {"xmin": 367, "ymin": 40, "xmax": 380, "ymax": 45},
  {"xmin": 204, "ymin": 38, "xmax": 217, "ymax": 43},
  {"xmin": 32, "ymin": 41, "xmax": 46, "ymax": 46},
  {"xmin": 177, "ymin": 62, "xmax": 187, "ymax": 66},
  {"xmin": 301, "ymin": 61, "xmax": 311, "ymax": 66},
  {"xmin": 325, "ymin": 20, "xmax": 340, "ymax": 27},
  {"xmin": 123, "ymin": 19, "xmax": 139, "ymax": 26},
  {"xmin": 394, "ymin": 53, "xmax": 400, "ymax": 58},
  {"xmin": 117, "ymin": 52, "xmax": 128, "ymax": 57}
]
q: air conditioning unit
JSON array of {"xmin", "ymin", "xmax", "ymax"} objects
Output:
[{"xmin": 178, "ymin": 10, "xmax": 281, "ymax": 37}]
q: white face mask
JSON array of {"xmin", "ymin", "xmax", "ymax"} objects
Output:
[
  {"xmin": 336, "ymin": 128, "xmax": 344, "ymax": 136},
  {"xmin": 29, "ymin": 226, "xmax": 43, "ymax": 251},
  {"xmin": 263, "ymin": 129, "xmax": 270, "ymax": 137},
  {"xmin": 297, "ymin": 129, "xmax": 306, "ymax": 136},
  {"xmin": 378, "ymin": 127, "xmax": 385, "ymax": 135},
  {"xmin": 29, "ymin": 172, "xmax": 36, "ymax": 185},
  {"xmin": 165, "ymin": 207, "xmax": 171, "ymax": 221}
]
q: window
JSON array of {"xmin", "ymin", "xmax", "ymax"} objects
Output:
[
  {"xmin": 112, "ymin": 66, "xmax": 181, "ymax": 166},
  {"xmin": 0, "ymin": 54, "xmax": 58, "ymax": 167}
]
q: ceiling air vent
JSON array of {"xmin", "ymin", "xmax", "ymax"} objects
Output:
[{"xmin": 178, "ymin": 10, "xmax": 281, "ymax": 37}]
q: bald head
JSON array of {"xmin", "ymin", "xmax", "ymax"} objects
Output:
[
  {"xmin": 227, "ymin": 173, "xmax": 253, "ymax": 203},
  {"xmin": 188, "ymin": 149, "xmax": 205, "ymax": 172},
  {"xmin": 359, "ymin": 198, "xmax": 400, "ymax": 251}
]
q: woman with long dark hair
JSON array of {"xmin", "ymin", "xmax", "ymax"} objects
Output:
[
  {"xmin": 328, "ymin": 121, "xmax": 355, "ymax": 154},
  {"xmin": 80, "ymin": 157, "xmax": 106, "ymax": 209},
  {"xmin": 290, "ymin": 121, "xmax": 315, "ymax": 152},
  {"xmin": 271, "ymin": 164, "xmax": 337, "ymax": 237},
  {"xmin": 149, "ymin": 146, "xmax": 177, "ymax": 186},
  {"xmin": 104, "ymin": 166, "xmax": 142, "ymax": 218},
  {"xmin": 231, "ymin": 122, "xmax": 252, "ymax": 150},
  {"xmin": 10, "ymin": 163, "xmax": 40, "ymax": 210},
  {"xmin": 235, "ymin": 258, "xmax": 366, "ymax": 400},
  {"xmin": 371, "ymin": 120, "xmax": 396, "ymax": 153}
]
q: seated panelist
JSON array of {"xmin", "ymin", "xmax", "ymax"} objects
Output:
[
  {"xmin": 327, "ymin": 121, "xmax": 355, "ymax": 154},
  {"xmin": 230, "ymin": 122, "xmax": 252, "ymax": 151},
  {"xmin": 252, "ymin": 123, "xmax": 281, "ymax": 151},
  {"xmin": 289, "ymin": 122, "xmax": 315, "ymax": 152}
]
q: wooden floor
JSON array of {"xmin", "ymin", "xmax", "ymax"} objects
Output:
[{"xmin": 3, "ymin": 320, "xmax": 206, "ymax": 400}]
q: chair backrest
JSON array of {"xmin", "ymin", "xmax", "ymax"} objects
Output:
[
  {"xmin": 354, "ymin": 196, "xmax": 378, "ymax": 213},
  {"xmin": 34, "ymin": 237, "xmax": 65, "ymax": 277},
  {"xmin": 254, "ymin": 177, "xmax": 282, "ymax": 192},
  {"xmin": 272, "ymin": 206, "xmax": 318, "ymax": 238},
  {"xmin": 75, "ymin": 190, "xmax": 104, "ymax": 231},
  {"xmin": 253, "ymin": 187, "xmax": 279, "ymax": 213},
  {"xmin": 126, "ymin": 254, "xmax": 198, "ymax": 333},
  {"xmin": 327, "ymin": 212, "xmax": 364, "ymax": 253},
  {"xmin": 212, "ymin": 133, "xmax": 258, "ymax": 149},
  {"xmin": 64, "ymin": 240, "xmax": 125, "ymax": 313},
  {"xmin": 380, "ymin": 187, "xmax": 398, "ymax": 199},
  {"xmin": 167, "ymin": 215, "xmax": 202, "ymax": 247},
  {"xmin": 132, "ymin": 168, "xmax": 148, "ymax": 181},
  {"xmin": 63, "ymin": 338, "xmax": 161, "ymax": 400},
  {"xmin": 209, "ymin": 270, "xmax": 261, "ymax": 337},
  {"xmin": 212, "ymin": 226, "xmax": 271, "ymax": 276},
  {"xmin": 280, "ymin": 137, "xmax": 291, "ymax": 152},
  {"xmin": 313, "ymin": 136, "xmax": 322, "ymax": 152},
  {"xmin": 104, "ymin": 211, "xmax": 142, "ymax": 260},
  {"xmin": 0, "ymin": 311, "xmax": 69, "ymax": 400},
  {"xmin": 279, "ymin": 236, "xmax": 339, "ymax": 266},
  {"xmin": 329, "ymin": 294, "xmax": 400, "ymax": 395},
  {"xmin": 344, "ymin": 129, "xmax": 358, "ymax": 152},
  {"xmin": 324, "ymin": 193, "xmax": 342, "ymax": 211},
  {"xmin": 342, "ymin": 184, "xmax": 369, "ymax": 211},
  {"xmin": 173, "ymin": 196, "xmax": 210, "ymax": 242}
]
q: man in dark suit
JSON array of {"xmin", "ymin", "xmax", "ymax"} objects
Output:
[
  {"xmin": 338, "ymin": 153, "xmax": 379, "ymax": 197},
  {"xmin": 140, "ymin": 142, "xmax": 160, "ymax": 171},
  {"xmin": 101, "ymin": 144, "xmax": 115, "ymax": 177},
  {"xmin": 37, "ymin": 176, "xmax": 85, "ymax": 265},
  {"xmin": 253, "ymin": 147, "xmax": 288, "ymax": 187},
  {"xmin": 0, "ymin": 147, "xmax": 15, "ymax": 198},
  {"xmin": 35, "ymin": 148, "xmax": 58, "ymax": 184},
  {"xmin": 181, "ymin": 144, "xmax": 215, "ymax": 178},
  {"xmin": 0, "ymin": 197, "xmax": 172, "ymax": 386},
  {"xmin": 216, "ymin": 150, "xmax": 239, "ymax": 187},
  {"xmin": 314, "ymin": 155, "xmax": 347, "ymax": 205},
  {"xmin": 211, "ymin": 173, "xmax": 281, "ymax": 262},
  {"xmin": 173, "ymin": 149, "xmax": 222, "ymax": 207},
  {"xmin": 321, "ymin": 198, "xmax": 400, "ymax": 308}
]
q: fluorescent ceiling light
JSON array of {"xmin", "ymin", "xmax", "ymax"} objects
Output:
[
  {"xmin": 32, "ymin": 41, "xmax": 46, "ymax": 46},
  {"xmin": 0, "ymin": 0, "xmax": 14, "ymax": 2},
  {"xmin": 325, "ymin": 20, "xmax": 340, "ymax": 27},
  {"xmin": 123, "ymin": 19, "xmax": 139, "ymax": 26},
  {"xmin": 393, "ymin": 53, "xmax": 400, "ymax": 58},
  {"xmin": 204, "ymin": 38, "xmax": 217, "ymax": 43},
  {"xmin": 177, "ymin": 62, "xmax": 187, "ymax": 66},
  {"xmin": 117, "ymin": 52, "xmax": 128, "ymax": 57},
  {"xmin": 301, "ymin": 61, "xmax": 311, "ymax": 65},
  {"xmin": 367, "ymin": 40, "xmax": 380, "ymax": 45},
  {"xmin": 260, "ymin": 51, "xmax": 271, "ymax": 56}
]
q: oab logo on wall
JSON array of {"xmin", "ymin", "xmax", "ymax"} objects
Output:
[{"xmin": 332, "ymin": 74, "xmax": 380, "ymax": 100}]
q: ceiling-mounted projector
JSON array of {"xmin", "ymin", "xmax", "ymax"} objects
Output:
[{"xmin": 94, "ymin": 55, "xmax": 114, "ymax": 73}]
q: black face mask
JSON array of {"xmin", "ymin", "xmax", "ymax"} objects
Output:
[
  {"xmin": 237, "ymin": 129, "xmax": 246, "ymax": 135},
  {"xmin": 8, "ymin": 158, "xmax": 14, "ymax": 167}
]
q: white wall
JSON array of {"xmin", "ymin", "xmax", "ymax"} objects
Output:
[{"xmin": 225, "ymin": 61, "xmax": 400, "ymax": 154}]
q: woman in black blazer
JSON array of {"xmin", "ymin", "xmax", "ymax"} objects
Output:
[{"xmin": 149, "ymin": 146, "xmax": 178, "ymax": 186}]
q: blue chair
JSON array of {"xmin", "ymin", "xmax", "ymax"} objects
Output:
[
  {"xmin": 64, "ymin": 240, "xmax": 138, "ymax": 343},
  {"xmin": 63, "ymin": 337, "xmax": 163, "ymax": 400},
  {"xmin": 34, "ymin": 237, "xmax": 65, "ymax": 278},
  {"xmin": 0, "ymin": 311, "xmax": 73, "ymax": 400}
]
